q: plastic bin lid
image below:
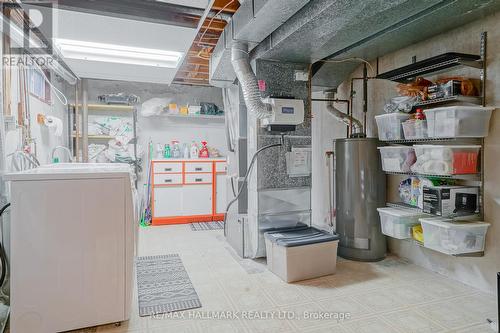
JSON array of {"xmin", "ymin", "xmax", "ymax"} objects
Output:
[
  {"xmin": 260, "ymin": 222, "xmax": 309, "ymax": 233},
  {"xmin": 377, "ymin": 207, "xmax": 426, "ymax": 218},
  {"xmin": 375, "ymin": 113, "xmax": 410, "ymax": 118},
  {"xmin": 413, "ymin": 144, "xmax": 481, "ymax": 148},
  {"xmin": 424, "ymin": 106, "xmax": 495, "ymax": 112},
  {"xmin": 264, "ymin": 227, "xmax": 339, "ymax": 247},
  {"xmin": 419, "ymin": 217, "xmax": 490, "ymax": 228}
]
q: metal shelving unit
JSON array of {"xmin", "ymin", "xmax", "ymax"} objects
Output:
[
  {"xmin": 68, "ymin": 103, "xmax": 139, "ymax": 185},
  {"xmin": 376, "ymin": 52, "xmax": 482, "ymax": 82},
  {"xmin": 376, "ymin": 32, "xmax": 488, "ymax": 258}
]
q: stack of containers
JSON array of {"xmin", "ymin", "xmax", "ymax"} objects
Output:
[{"xmin": 375, "ymin": 105, "xmax": 495, "ymax": 255}]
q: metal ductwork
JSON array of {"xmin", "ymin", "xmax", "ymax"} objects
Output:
[
  {"xmin": 325, "ymin": 92, "xmax": 363, "ymax": 135},
  {"xmin": 231, "ymin": 41, "xmax": 271, "ymax": 120},
  {"xmin": 210, "ymin": 0, "xmax": 310, "ymax": 87},
  {"xmin": 212, "ymin": 0, "xmax": 500, "ymax": 91}
]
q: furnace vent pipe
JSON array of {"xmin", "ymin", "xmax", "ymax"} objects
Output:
[
  {"xmin": 231, "ymin": 42, "xmax": 272, "ymax": 119},
  {"xmin": 325, "ymin": 92, "xmax": 363, "ymax": 135}
]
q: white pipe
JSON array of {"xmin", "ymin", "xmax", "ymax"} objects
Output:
[
  {"xmin": 324, "ymin": 92, "xmax": 363, "ymax": 135},
  {"xmin": 231, "ymin": 42, "xmax": 272, "ymax": 120}
]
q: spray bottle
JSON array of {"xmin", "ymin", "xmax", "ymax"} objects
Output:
[{"xmin": 190, "ymin": 141, "xmax": 199, "ymax": 159}]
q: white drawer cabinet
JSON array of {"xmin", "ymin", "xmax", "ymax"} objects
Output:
[
  {"xmin": 154, "ymin": 174, "xmax": 182, "ymax": 185},
  {"xmin": 154, "ymin": 186, "xmax": 183, "ymax": 217},
  {"xmin": 216, "ymin": 174, "xmax": 227, "ymax": 214},
  {"xmin": 185, "ymin": 162, "xmax": 212, "ymax": 173},
  {"xmin": 151, "ymin": 159, "xmax": 226, "ymax": 224},
  {"xmin": 153, "ymin": 162, "xmax": 182, "ymax": 174}
]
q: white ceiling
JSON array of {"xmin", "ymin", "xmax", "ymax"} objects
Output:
[{"xmin": 51, "ymin": 8, "xmax": 198, "ymax": 84}]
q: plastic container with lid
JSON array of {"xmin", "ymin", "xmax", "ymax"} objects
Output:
[
  {"xmin": 420, "ymin": 217, "xmax": 489, "ymax": 255},
  {"xmin": 375, "ymin": 113, "xmax": 411, "ymax": 141},
  {"xmin": 264, "ymin": 227, "xmax": 340, "ymax": 282},
  {"xmin": 402, "ymin": 119, "xmax": 428, "ymax": 139},
  {"xmin": 411, "ymin": 145, "xmax": 481, "ymax": 175},
  {"xmin": 378, "ymin": 146, "xmax": 416, "ymax": 172},
  {"xmin": 424, "ymin": 106, "xmax": 495, "ymax": 138},
  {"xmin": 377, "ymin": 207, "xmax": 428, "ymax": 239}
]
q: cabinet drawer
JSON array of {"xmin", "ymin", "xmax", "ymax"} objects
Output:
[
  {"xmin": 153, "ymin": 162, "xmax": 182, "ymax": 174},
  {"xmin": 185, "ymin": 173, "xmax": 212, "ymax": 184},
  {"xmin": 154, "ymin": 174, "xmax": 182, "ymax": 185},
  {"xmin": 185, "ymin": 162, "xmax": 212, "ymax": 173},
  {"xmin": 215, "ymin": 162, "xmax": 227, "ymax": 173}
]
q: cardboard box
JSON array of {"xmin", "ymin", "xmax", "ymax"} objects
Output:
[{"xmin": 423, "ymin": 186, "xmax": 480, "ymax": 219}]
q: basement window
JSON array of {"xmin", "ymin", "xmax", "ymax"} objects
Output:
[{"xmin": 28, "ymin": 69, "xmax": 51, "ymax": 104}]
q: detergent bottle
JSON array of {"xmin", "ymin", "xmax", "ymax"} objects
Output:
[
  {"xmin": 172, "ymin": 140, "xmax": 181, "ymax": 158},
  {"xmin": 190, "ymin": 141, "xmax": 199, "ymax": 159},
  {"xmin": 182, "ymin": 143, "xmax": 190, "ymax": 158},
  {"xmin": 164, "ymin": 144, "xmax": 171, "ymax": 158},
  {"xmin": 199, "ymin": 141, "xmax": 209, "ymax": 158}
]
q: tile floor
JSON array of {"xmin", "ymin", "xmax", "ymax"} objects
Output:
[{"xmin": 72, "ymin": 225, "xmax": 496, "ymax": 333}]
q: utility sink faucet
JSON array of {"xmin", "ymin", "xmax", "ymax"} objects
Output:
[{"xmin": 51, "ymin": 146, "xmax": 74, "ymax": 163}]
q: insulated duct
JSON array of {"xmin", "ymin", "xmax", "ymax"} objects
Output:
[
  {"xmin": 325, "ymin": 92, "xmax": 363, "ymax": 135},
  {"xmin": 231, "ymin": 42, "xmax": 271, "ymax": 120}
]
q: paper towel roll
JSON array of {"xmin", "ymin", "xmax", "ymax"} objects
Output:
[{"xmin": 44, "ymin": 116, "xmax": 63, "ymax": 137}]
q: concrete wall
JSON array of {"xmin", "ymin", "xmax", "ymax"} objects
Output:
[
  {"xmin": 4, "ymin": 70, "xmax": 68, "ymax": 167},
  {"xmin": 66, "ymin": 80, "xmax": 226, "ymax": 188},
  {"xmin": 313, "ymin": 11, "xmax": 500, "ymax": 294}
]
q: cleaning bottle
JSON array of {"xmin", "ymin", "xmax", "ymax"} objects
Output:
[
  {"xmin": 156, "ymin": 143, "xmax": 164, "ymax": 159},
  {"xmin": 199, "ymin": 141, "xmax": 209, "ymax": 158},
  {"xmin": 164, "ymin": 144, "xmax": 171, "ymax": 158},
  {"xmin": 190, "ymin": 141, "xmax": 199, "ymax": 159},
  {"xmin": 172, "ymin": 141, "xmax": 181, "ymax": 158},
  {"xmin": 182, "ymin": 143, "xmax": 189, "ymax": 159}
]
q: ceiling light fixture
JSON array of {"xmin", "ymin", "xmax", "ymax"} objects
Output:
[{"xmin": 54, "ymin": 39, "xmax": 183, "ymax": 68}]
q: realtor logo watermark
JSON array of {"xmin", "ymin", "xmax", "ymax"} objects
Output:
[{"xmin": 2, "ymin": 1, "xmax": 55, "ymax": 68}]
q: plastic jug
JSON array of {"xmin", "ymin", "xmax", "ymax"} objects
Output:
[
  {"xmin": 182, "ymin": 143, "xmax": 190, "ymax": 159},
  {"xmin": 190, "ymin": 141, "xmax": 199, "ymax": 159},
  {"xmin": 199, "ymin": 141, "xmax": 209, "ymax": 158},
  {"xmin": 172, "ymin": 141, "xmax": 181, "ymax": 158}
]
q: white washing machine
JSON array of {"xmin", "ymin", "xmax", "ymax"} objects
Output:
[{"xmin": 5, "ymin": 163, "xmax": 137, "ymax": 333}]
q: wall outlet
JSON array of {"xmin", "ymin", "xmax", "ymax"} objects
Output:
[{"xmin": 294, "ymin": 70, "xmax": 309, "ymax": 81}]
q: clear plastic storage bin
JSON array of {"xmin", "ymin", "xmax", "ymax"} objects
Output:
[
  {"xmin": 412, "ymin": 145, "xmax": 481, "ymax": 175},
  {"xmin": 420, "ymin": 218, "xmax": 489, "ymax": 255},
  {"xmin": 375, "ymin": 113, "xmax": 410, "ymax": 141},
  {"xmin": 378, "ymin": 146, "xmax": 416, "ymax": 172},
  {"xmin": 377, "ymin": 207, "xmax": 428, "ymax": 239},
  {"xmin": 402, "ymin": 119, "xmax": 428, "ymax": 139},
  {"xmin": 425, "ymin": 106, "xmax": 495, "ymax": 138}
]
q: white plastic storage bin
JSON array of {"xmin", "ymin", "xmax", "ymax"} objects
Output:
[
  {"xmin": 412, "ymin": 145, "xmax": 481, "ymax": 175},
  {"xmin": 425, "ymin": 106, "xmax": 495, "ymax": 138},
  {"xmin": 378, "ymin": 146, "xmax": 416, "ymax": 172},
  {"xmin": 377, "ymin": 207, "xmax": 427, "ymax": 239},
  {"xmin": 265, "ymin": 227, "xmax": 339, "ymax": 282},
  {"xmin": 420, "ymin": 218, "xmax": 489, "ymax": 255},
  {"xmin": 375, "ymin": 113, "xmax": 410, "ymax": 141},
  {"xmin": 402, "ymin": 119, "xmax": 428, "ymax": 139}
]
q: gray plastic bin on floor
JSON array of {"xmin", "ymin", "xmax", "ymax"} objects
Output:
[{"xmin": 264, "ymin": 227, "xmax": 340, "ymax": 282}]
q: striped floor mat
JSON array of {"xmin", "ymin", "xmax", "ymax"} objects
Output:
[
  {"xmin": 190, "ymin": 221, "xmax": 224, "ymax": 231},
  {"xmin": 136, "ymin": 254, "xmax": 201, "ymax": 316}
]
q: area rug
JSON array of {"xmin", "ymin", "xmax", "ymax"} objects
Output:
[
  {"xmin": 190, "ymin": 221, "xmax": 224, "ymax": 231},
  {"xmin": 136, "ymin": 254, "xmax": 201, "ymax": 316}
]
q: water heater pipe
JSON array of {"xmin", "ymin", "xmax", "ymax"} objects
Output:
[
  {"xmin": 231, "ymin": 42, "xmax": 272, "ymax": 120},
  {"xmin": 325, "ymin": 92, "xmax": 363, "ymax": 135}
]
